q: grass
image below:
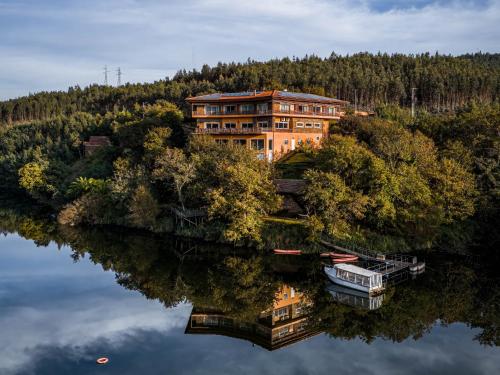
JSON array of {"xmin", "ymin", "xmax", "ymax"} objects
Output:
[{"xmin": 275, "ymin": 151, "xmax": 316, "ymax": 179}]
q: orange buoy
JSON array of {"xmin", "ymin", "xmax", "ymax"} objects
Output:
[{"xmin": 96, "ymin": 357, "xmax": 109, "ymax": 365}]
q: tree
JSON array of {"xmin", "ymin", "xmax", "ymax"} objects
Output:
[
  {"xmin": 152, "ymin": 148, "xmax": 196, "ymax": 210},
  {"xmin": 128, "ymin": 185, "xmax": 160, "ymax": 228},
  {"xmin": 303, "ymin": 170, "xmax": 369, "ymax": 238}
]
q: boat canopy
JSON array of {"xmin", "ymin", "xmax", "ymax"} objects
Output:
[
  {"xmin": 334, "ymin": 263, "xmax": 383, "ymax": 289},
  {"xmin": 334, "ymin": 264, "xmax": 380, "ymax": 277}
]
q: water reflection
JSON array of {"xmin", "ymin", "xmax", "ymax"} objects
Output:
[
  {"xmin": 1, "ymin": 209, "xmax": 500, "ymax": 374},
  {"xmin": 186, "ymin": 285, "xmax": 319, "ymax": 351}
]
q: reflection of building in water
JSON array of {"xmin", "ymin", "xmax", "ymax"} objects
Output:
[
  {"xmin": 326, "ymin": 283, "xmax": 385, "ymax": 310},
  {"xmin": 185, "ymin": 285, "xmax": 320, "ymax": 351}
]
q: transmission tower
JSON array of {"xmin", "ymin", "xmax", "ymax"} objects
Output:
[
  {"xmin": 103, "ymin": 65, "xmax": 109, "ymax": 85},
  {"xmin": 117, "ymin": 67, "xmax": 122, "ymax": 86}
]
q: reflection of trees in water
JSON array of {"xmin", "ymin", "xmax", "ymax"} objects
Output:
[{"xmin": 0, "ymin": 208, "xmax": 498, "ymax": 346}]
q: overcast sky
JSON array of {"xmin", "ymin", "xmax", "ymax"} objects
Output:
[{"xmin": 0, "ymin": 0, "xmax": 499, "ymax": 100}]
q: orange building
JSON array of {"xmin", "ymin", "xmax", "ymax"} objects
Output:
[{"xmin": 186, "ymin": 90, "xmax": 348, "ymax": 160}]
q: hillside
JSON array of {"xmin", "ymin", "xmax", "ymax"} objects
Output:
[{"xmin": 1, "ymin": 52, "xmax": 499, "ymax": 125}]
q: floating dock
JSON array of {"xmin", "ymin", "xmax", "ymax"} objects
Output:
[{"xmin": 320, "ymin": 239, "xmax": 425, "ymax": 281}]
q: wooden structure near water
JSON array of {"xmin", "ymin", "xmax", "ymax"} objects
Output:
[{"xmin": 320, "ymin": 238, "xmax": 425, "ymax": 282}]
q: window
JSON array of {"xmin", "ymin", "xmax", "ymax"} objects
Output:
[
  {"xmin": 275, "ymin": 121, "xmax": 289, "ymax": 129},
  {"xmin": 283, "ymin": 293, "xmax": 288, "ymax": 300},
  {"xmin": 257, "ymin": 103, "xmax": 269, "ymax": 113},
  {"xmin": 251, "ymin": 139, "xmax": 264, "ymax": 150},
  {"xmin": 296, "ymin": 122, "xmax": 304, "ymax": 128},
  {"xmin": 305, "ymin": 123, "xmax": 313, "ymax": 128},
  {"xmin": 268, "ymin": 139, "xmax": 273, "ymax": 151},
  {"xmin": 284, "ymin": 139, "xmax": 289, "ymax": 145},
  {"xmin": 279, "ymin": 103, "xmax": 290, "ymax": 112},
  {"xmin": 242, "ymin": 122, "xmax": 254, "ymax": 129},
  {"xmin": 224, "ymin": 123, "xmax": 236, "ymax": 129},
  {"xmin": 290, "ymin": 288, "xmax": 295, "ymax": 298},
  {"xmin": 224, "ymin": 105, "xmax": 236, "ymax": 114},
  {"xmin": 314, "ymin": 123, "xmax": 321, "ymax": 128},
  {"xmin": 234, "ymin": 139, "xmax": 247, "ymax": 146},
  {"xmin": 298, "ymin": 105, "xmax": 308, "ymax": 112},
  {"xmin": 206, "ymin": 122, "xmax": 219, "ymax": 129},
  {"xmin": 240, "ymin": 104, "xmax": 254, "ymax": 113},
  {"xmin": 206, "ymin": 105, "xmax": 219, "ymax": 115},
  {"xmin": 316, "ymin": 136, "xmax": 320, "ymax": 141},
  {"xmin": 257, "ymin": 121, "xmax": 269, "ymax": 128},
  {"xmin": 313, "ymin": 105, "xmax": 322, "ymax": 113},
  {"xmin": 215, "ymin": 139, "xmax": 228, "ymax": 144},
  {"xmin": 328, "ymin": 107, "xmax": 336, "ymax": 115}
]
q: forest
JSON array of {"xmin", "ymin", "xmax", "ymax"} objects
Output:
[
  {"xmin": 1, "ymin": 52, "xmax": 499, "ymax": 125},
  {"xmin": 0, "ymin": 53, "xmax": 498, "ymax": 253},
  {"xmin": 0, "ymin": 98, "xmax": 498, "ymax": 252}
]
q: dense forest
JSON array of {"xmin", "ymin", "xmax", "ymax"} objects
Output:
[
  {"xmin": 0, "ymin": 52, "xmax": 498, "ymax": 253},
  {"xmin": 0, "ymin": 98, "xmax": 498, "ymax": 252},
  {"xmin": 1, "ymin": 52, "xmax": 499, "ymax": 125}
]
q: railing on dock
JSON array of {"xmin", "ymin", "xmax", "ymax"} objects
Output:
[{"xmin": 321, "ymin": 236, "xmax": 418, "ymax": 278}]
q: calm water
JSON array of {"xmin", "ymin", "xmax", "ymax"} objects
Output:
[{"xmin": 0, "ymin": 215, "xmax": 499, "ymax": 375}]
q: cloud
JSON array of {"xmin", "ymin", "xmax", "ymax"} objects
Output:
[{"xmin": 0, "ymin": 0, "xmax": 499, "ymax": 99}]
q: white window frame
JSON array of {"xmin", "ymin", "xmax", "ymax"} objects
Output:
[
  {"xmin": 257, "ymin": 121, "xmax": 269, "ymax": 128},
  {"xmin": 257, "ymin": 103, "xmax": 269, "ymax": 113},
  {"xmin": 251, "ymin": 139, "xmax": 265, "ymax": 150},
  {"xmin": 280, "ymin": 103, "xmax": 290, "ymax": 112},
  {"xmin": 224, "ymin": 122, "xmax": 236, "ymax": 129},
  {"xmin": 241, "ymin": 122, "xmax": 254, "ymax": 129},
  {"xmin": 206, "ymin": 122, "xmax": 219, "ymax": 129},
  {"xmin": 206, "ymin": 105, "xmax": 219, "ymax": 115},
  {"xmin": 298, "ymin": 105, "xmax": 308, "ymax": 112},
  {"xmin": 240, "ymin": 104, "xmax": 254, "ymax": 113},
  {"xmin": 296, "ymin": 122, "xmax": 304, "ymax": 128},
  {"xmin": 314, "ymin": 123, "xmax": 321, "ymax": 128},
  {"xmin": 275, "ymin": 122, "xmax": 289, "ymax": 129},
  {"xmin": 328, "ymin": 106, "xmax": 336, "ymax": 115}
]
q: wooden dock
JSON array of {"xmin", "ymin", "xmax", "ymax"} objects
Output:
[{"xmin": 320, "ymin": 238, "xmax": 423, "ymax": 280}]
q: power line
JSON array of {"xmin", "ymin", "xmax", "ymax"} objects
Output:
[
  {"xmin": 103, "ymin": 65, "xmax": 109, "ymax": 86},
  {"xmin": 117, "ymin": 67, "xmax": 122, "ymax": 87}
]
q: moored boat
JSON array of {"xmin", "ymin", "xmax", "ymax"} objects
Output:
[
  {"xmin": 331, "ymin": 256, "xmax": 358, "ymax": 263},
  {"xmin": 273, "ymin": 249, "xmax": 302, "ymax": 255},
  {"xmin": 324, "ymin": 264, "xmax": 385, "ymax": 294}
]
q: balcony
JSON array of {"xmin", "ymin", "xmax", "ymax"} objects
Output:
[
  {"xmin": 192, "ymin": 108, "xmax": 342, "ymax": 118},
  {"xmin": 194, "ymin": 127, "xmax": 268, "ymax": 135}
]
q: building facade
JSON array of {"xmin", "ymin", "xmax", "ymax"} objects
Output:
[{"xmin": 186, "ymin": 90, "xmax": 348, "ymax": 160}]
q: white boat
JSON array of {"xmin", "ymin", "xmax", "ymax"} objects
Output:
[{"xmin": 324, "ymin": 264, "xmax": 385, "ymax": 294}]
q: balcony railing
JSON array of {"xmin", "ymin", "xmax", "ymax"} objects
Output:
[{"xmin": 195, "ymin": 127, "xmax": 268, "ymax": 134}]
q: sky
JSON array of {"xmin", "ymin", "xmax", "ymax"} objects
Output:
[{"xmin": 0, "ymin": 0, "xmax": 499, "ymax": 100}]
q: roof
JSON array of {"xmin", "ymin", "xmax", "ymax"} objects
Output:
[
  {"xmin": 274, "ymin": 179, "xmax": 307, "ymax": 194},
  {"xmin": 186, "ymin": 90, "xmax": 348, "ymax": 105},
  {"xmin": 334, "ymin": 263, "xmax": 381, "ymax": 277}
]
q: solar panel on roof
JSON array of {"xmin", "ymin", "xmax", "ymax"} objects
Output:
[
  {"xmin": 221, "ymin": 91, "xmax": 263, "ymax": 97},
  {"xmin": 278, "ymin": 91, "xmax": 333, "ymax": 101}
]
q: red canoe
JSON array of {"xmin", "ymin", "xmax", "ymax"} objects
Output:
[
  {"xmin": 320, "ymin": 252, "xmax": 355, "ymax": 258},
  {"xmin": 332, "ymin": 256, "xmax": 358, "ymax": 263},
  {"xmin": 274, "ymin": 249, "xmax": 302, "ymax": 255}
]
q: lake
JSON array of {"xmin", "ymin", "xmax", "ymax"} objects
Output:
[{"xmin": 0, "ymin": 214, "xmax": 499, "ymax": 375}]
